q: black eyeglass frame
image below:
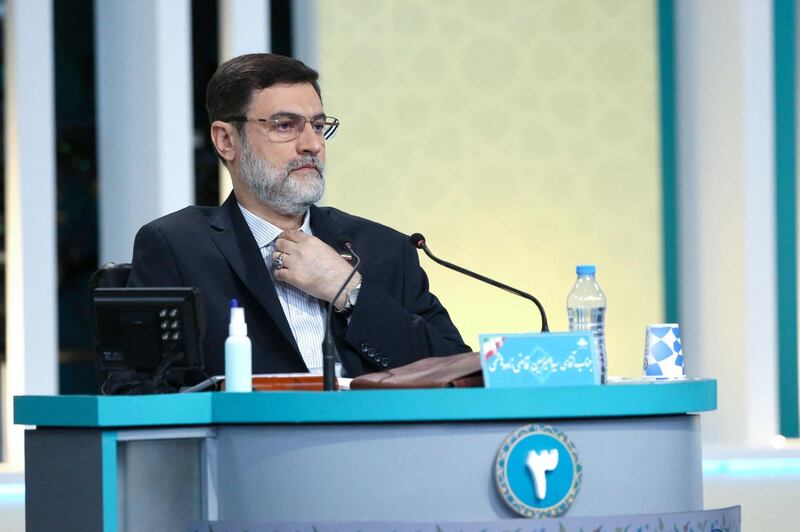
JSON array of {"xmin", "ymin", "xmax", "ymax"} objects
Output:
[{"xmin": 223, "ymin": 113, "xmax": 340, "ymax": 141}]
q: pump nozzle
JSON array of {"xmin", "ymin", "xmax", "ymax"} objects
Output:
[{"xmin": 229, "ymin": 299, "xmax": 247, "ymax": 336}]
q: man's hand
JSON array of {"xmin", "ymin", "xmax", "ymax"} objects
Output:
[{"xmin": 272, "ymin": 230, "xmax": 360, "ymax": 309}]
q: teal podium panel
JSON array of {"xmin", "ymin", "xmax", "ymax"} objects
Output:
[{"xmin": 15, "ymin": 380, "xmax": 716, "ymax": 532}]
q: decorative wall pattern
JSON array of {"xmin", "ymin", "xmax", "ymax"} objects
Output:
[{"xmin": 320, "ymin": 0, "xmax": 662, "ymax": 376}]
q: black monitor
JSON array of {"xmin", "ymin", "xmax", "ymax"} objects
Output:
[{"xmin": 92, "ymin": 288, "xmax": 206, "ymax": 391}]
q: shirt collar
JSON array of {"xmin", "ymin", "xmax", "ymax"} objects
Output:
[{"xmin": 238, "ymin": 204, "xmax": 312, "ymax": 249}]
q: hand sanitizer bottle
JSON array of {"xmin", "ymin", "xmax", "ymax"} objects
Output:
[{"xmin": 225, "ymin": 299, "xmax": 252, "ymax": 392}]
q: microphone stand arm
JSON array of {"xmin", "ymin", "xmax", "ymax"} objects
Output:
[
  {"xmin": 322, "ymin": 246, "xmax": 361, "ymax": 391},
  {"xmin": 419, "ymin": 243, "xmax": 550, "ymax": 333}
]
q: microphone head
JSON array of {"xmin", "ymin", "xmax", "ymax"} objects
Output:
[
  {"xmin": 338, "ymin": 233, "xmax": 353, "ymax": 249},
  {"xmin": 409, "ymin": 233, "xmax": 426, "ymax": 249}
]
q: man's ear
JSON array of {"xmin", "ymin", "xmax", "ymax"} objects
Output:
[{"xmin": 210, "ymin": 121, "xmax": 238, "ymax": 163}]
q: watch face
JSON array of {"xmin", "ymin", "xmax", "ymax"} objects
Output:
[{"xmin": 347, "ymin": 285, "xmax": 361, "ymax": 307}]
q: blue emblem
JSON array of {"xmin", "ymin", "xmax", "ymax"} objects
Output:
[{"xmin": 495, "ymin": 424, "xmax": 582, "ymax": 518}]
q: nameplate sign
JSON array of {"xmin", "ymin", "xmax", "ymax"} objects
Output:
[{"xmin": 479, "ymin": 332, "xmax": 599, "ymax": 388}]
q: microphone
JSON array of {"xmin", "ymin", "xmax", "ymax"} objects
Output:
[
  {"xmin": 322, "ymin": 235, "xmax": 362, "ymax": 391},
  {"xmin": 409, "ymin": 233, "xmax": 549, "ymax": 333}
]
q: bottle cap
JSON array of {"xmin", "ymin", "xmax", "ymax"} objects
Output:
[
  {"xmin": 576, "ymin": 264, "xmax": 596, "ymax": 275},
  {"xmin": 229, "ymin": 299, "xmax": 248, "ymax": 336}
]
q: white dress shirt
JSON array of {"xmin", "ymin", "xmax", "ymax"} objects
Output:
[{"xmin": 239, "ymin": 204, "xmax": 326, "ymax": 374}]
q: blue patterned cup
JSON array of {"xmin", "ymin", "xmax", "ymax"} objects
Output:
[{"xmin": 643, "ymin": 323, "xmax": 684, "ymax": 378}]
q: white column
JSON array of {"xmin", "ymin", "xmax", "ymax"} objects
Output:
[
  {"xmin": 291, "ymin": 0, "xmax": 319, "ymax": 71},
  {"xmin": 2, "ymin": 0, "xmax": 58, "ymax": 466},
  {"xmin": 95, "ymin": 0, "xmax": 194, "ymax": 264},
  {"xmin": 219, "ymin": 0, "xmax": 270, "ymax": 62},
  {"xmin": 217, "ymin": 0, "xmax": 271, "ymax": 202},
  {"xmin": 675, "ymin": 0, "xmax": 777, "ymax": 446}
]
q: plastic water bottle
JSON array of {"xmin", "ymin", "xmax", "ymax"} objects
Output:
[
  {"xmin": 225, "ymin": 299, "xmax": 252, "ymax": 392},
  {"xmin": 567, "ymin": 265, "xmax": 607, "ymax": 383}
]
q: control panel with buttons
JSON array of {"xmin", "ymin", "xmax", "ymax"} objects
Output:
[{"xmin": 93, "ymin": 287, "xmax": 206, "ymax": 373}]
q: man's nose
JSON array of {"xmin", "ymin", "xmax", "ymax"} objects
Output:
[{"xmin": 295, "ymin": 122, "xmax": 323, "ymax": 154}]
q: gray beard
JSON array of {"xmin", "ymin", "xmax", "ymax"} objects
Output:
[{"xmin": 238, "ymin": 133, "xmax": 325, "ymax": 217}]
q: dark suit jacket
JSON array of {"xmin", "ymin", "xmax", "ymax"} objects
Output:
[{"xmin": 128, "ymin": 193, "xmax": 470, "ymax": 378}]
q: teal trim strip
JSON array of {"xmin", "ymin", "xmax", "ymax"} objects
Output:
[
  {"xmin": 13, "ymin": 394, "xmax": 101, "ymax": 425},
  {"xmin": 0, "ymin": 483, "xmax": 25, "ymax": 501},
  {"xmin": 13, "ymin": 393, "xmax": 213, "ymax": 427},
  {"xmin": 14, "ymin": 380, "xmax": 717, "ymax": 427},
  {"xmin": 658, "ymin": 0, "xmax": 680, "ymax": 322},
  {"xmin": 774, "ymin": 0, "xmax": 799, "ymax": 437},
  {"xmin": 211, "ymin": 381, "xmax": 717, "ymax": 423},
  {"xmin": 101, "ymin": 431, "xmax": 118, "ymax": 532},
  {"xmin": 704, "ymin": 458, "xmax": 800, "ymax": 478},
  {"xmin": 96, "ymin": 393, "xmax": 212, "ymax": 426}
]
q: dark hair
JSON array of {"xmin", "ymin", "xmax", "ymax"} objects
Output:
[{"xmin": 205, "ymin": 53, "xmax": 321, "ymax": 128}]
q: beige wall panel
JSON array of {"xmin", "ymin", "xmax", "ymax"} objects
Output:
[{"xmin": 320, "ymin": 0, "xmax": 662, "ymax": 376}]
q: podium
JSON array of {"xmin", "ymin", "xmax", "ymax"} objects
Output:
[{"xmin": 15, "ymin": 380, "xmax": 716, "ymax": 532}]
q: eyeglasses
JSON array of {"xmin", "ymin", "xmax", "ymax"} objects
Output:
[{"xmin": 224, "ymin": 113, "xmax": 340, "ymax": 142}]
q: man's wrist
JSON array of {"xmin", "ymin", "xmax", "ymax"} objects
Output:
[{"xmin": 335, "ymin": 274, "xmax": 362, "ymax": 314}]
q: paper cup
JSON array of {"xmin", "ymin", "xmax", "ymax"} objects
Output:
[{"xmin": 643, "ymin": 323, "xmax": 684, "ymax": 378}]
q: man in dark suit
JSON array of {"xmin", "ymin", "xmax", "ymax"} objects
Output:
[{"xmin": 128, "ymin": 53, "xmax": 469, "ymax": 378}]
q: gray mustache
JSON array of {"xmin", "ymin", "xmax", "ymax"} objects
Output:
[{"xmin": 285, "ymin": 157, "xmax": 324, "ymax": 174}]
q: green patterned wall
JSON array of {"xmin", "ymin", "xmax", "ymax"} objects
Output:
[{"xmin": 319, "ymin": 0, "xmax": 662, "ymax": 376}]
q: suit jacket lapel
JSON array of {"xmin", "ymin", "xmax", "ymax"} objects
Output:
[
  {"xmin": 208, "ymin": 193, "xmax": 301, "ymax": 356},
  {"xmin": 310, "ymin": 205, "xmax": 343, "ymax": 252}
]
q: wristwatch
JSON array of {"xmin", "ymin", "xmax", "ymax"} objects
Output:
[{"xmin": 337, "ymin": 280, "xmax": 361, "ymax": 317}]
